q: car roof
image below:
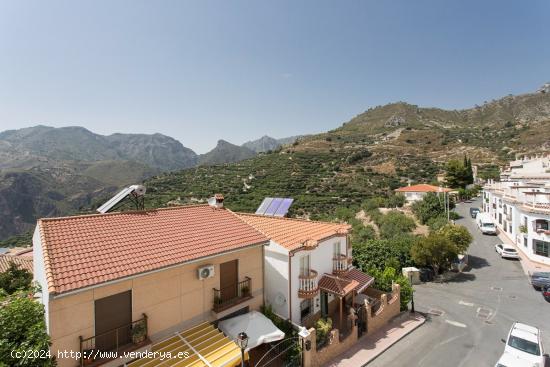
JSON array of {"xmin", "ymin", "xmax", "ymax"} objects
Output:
[
  {"xmin": 511, "ymin": 323, "xmax": 539, "ymax": 343},
  {"xmin": 503, "ymin": 246, "xmax": 516, "ymax": 250},
  {"xmin": 532, "ymin": 272, "xmax": 550, "ymax": 277}
]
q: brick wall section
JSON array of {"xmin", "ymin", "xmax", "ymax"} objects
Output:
[
  {"xmin": 301, "ymin": 284, "xmax": 401, "ymax": 367},
  {"xmin": 365, "ymin": 283, "xmax": 400, "ymax": 335},
  {"xmin": 306, "ymin": 320, "xmax": 359, "ymax": 367}
]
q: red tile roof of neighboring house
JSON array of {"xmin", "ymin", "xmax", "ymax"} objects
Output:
[
  {"xmin": 236, "ymin": 214, "xmax": 351, "ymax": 252},
  {"xmin": 395, "ymin": 184, "xmax": 451, "ymax": 193},
  {"xmin": 0, "ymin": 255, "xmax": 33, "ymax": 273},
  {"xmin": 38, "ymin": 205, "xmax": 269, "ymax": 295}
]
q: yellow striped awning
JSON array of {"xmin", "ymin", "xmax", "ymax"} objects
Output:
[{"xmin": 128, "ymin": 322, "xmax": 247, "ymax": 367}]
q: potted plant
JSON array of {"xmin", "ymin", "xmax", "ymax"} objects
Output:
[
  {"xmin": 519, "ymin": 225, "xmax": 527, "ymax": 234},
  {"xmin": 240, "ymin": 285, "xmax": 250, "ymax": 297},
  {"xmin": 131, "ymin": 322, "xmax": 147, "ymax": 345}
]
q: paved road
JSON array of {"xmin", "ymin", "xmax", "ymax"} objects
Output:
[{"xmin": 368, "ymin": 198, "xmax": 550, "ymax": 367}]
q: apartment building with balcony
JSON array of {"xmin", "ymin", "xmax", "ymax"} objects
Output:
[
  {"xmin": 33, "ymin": 204, "xmax": 269, "ymax": 367},
  {"xmin": 237, "ymin": 214, "xmax": 375, "ymax": 333},
  {"xmin": 483, "ymin": 155, "xmax": 550, "ymax": 265}
]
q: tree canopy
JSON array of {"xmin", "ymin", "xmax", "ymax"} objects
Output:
[
  {"xmin": 0, "ymin": 262, "xmax": 32, "ymax": 295},
  {"xmin": 411, "ymin": 192, "xmax": 453, "ymax": 224},
  {"xmin": 0, "ymin": 289, "xmax": 55, "ymax": 366},
  {"xmin": 444, "ymin": 156, "xmax": 474, "ymax": 189}
]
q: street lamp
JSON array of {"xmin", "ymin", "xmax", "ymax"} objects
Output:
[
  {"xmin": 236, "ymin": 332, "xmax": 249, "ymax": 367},
  {"xmin": 409, "ymin": 273, "xmax": 415, "ymax": 313}
]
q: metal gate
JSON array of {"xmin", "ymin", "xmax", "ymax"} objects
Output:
[
  {"xmin": 254, "ymin": 337, "xmax": 302, "ymax": 367},
  {"xmin": 357, "ymin": 304, "xmax": 368, "ymax": 337}
]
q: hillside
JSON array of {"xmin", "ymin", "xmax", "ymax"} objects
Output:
[
  {"xmin": 198, "ymin": 140, "xmax": 256, "ymax": 166},
  {"xmin": 242, "ymin": 135, "xmax": 303, "ymax": 153},
  {"xmin": 140, "ymin": 91, "xmax": 550, "ymax": 218},
  {"xmin": 0, "ymin": 159, "xmax": 158, "ymax": 241},
  {"xmin": 0, "ymin": 125, "xmax": 198, "ymax": 171}
]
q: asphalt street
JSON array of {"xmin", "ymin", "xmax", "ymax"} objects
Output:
[{"xmin": 368, "ymin": 198, "xmax": 550, "ymax": 367}]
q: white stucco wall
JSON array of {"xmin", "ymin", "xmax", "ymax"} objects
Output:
[
  {"xmin": 263, "ymin": 240, "xmax": 290, "ymax": 319},
  {"xmin": 403, "ymin": 192, "xmax": 426, "ymax": 202},
  {"xmin": 289, "ymin": 236, "xmax": 347, "ymax": 325},
  {"xmin": 484, "ymin": 189, "xmax": 550, "ymax": 265},
  {"xmin": 32, "ymin": 224, "xmax": 50, "ymax": 331}
]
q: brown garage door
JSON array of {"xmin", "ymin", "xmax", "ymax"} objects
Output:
[{"xmin": 95, "ymin": 290, "xmax": 132, "ymax": 351}]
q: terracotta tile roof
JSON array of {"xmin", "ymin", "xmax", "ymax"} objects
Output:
[
  {"xmin": 37, "ymin": 205, "xmax": 269, "ymax": 295},
  {"xmin": 345, "ymin": 268, "xmax": 374, "ymax": 293},
  {"xmin": 318, "ymin": 268, "xmax": 374, "ymax": 297},
  {"xmin": 395, "ymin": 184, "xmax": 451, "ymax": 193},
  {"xmin": 318, "ymin": 274, "xmax": 359, "ymax": 297},
  {"xmin": 0, "ymin": 255, "xmax": 33, "ymax": 273},
  {"xmin": 236, "ymin": 214, "xmax": 351, "ymax": 251}
]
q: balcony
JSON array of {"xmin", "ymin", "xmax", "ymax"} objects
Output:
[
  {"xmin": 298, "ymin": 269, "xmax": 319, "ymax": 299},
  {"xmin": 332, "ymin": 254, "xmax": 350, "ymax": 276},
  {"xmin": 533, "ymin": 220, "xmax": 550, "ymax": 236},
  {"xmin": 79, "ymin": 314, "xmax": 148, "ymax": 367},
  {"xmin": 213, "ymin": 277, "xmax": 252, "ymax": 313}
]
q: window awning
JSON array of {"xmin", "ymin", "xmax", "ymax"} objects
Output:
[
  {"xmin": 128, "ymin": 322, "xmax": 245, "ymax": 367},
  {"xmin": 218, "ymin": 311, "xmax": 285, "ymax": 351}
]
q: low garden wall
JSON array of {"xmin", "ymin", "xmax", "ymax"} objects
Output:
[{"xmin": 301, "ymin": 283, "xmax": 401, "ymax": 367}]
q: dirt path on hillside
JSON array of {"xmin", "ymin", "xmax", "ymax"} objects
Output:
[{"xmin": 355, "ymin": 210, "xmax": 380, "ymax": 236}]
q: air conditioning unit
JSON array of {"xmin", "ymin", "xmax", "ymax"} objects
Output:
[{"xmin": 197, "ymin": 265, "xmax": 215, "ymax": 280}]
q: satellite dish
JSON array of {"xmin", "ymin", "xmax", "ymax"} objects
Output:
[
  {"xmin": 274, "ymin": 292, "xmax": 286, "ymax": 306},
  {"xmin": 208, "ymin": 197, "xmax": 217, "ymax": 206}
]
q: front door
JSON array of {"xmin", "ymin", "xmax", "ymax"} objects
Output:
[
  {"xmin": 320, "ymin": 291, "xmax": 329, "ymax": 318},
  {"xmin": 220, "ymin": 260, "xmax": 238, "ymax": 302},
  {"xmin": 94, "ymin": 290, "xmax": 132, "ymax": 351}
]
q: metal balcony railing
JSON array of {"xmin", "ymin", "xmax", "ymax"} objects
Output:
[
  {"xmin": 213, "ymin": 277, "xmax": 252, "ymax": 312},
  {"xmin": 79, "ymin": 314, "xmax": 147, "ymax": 366}
]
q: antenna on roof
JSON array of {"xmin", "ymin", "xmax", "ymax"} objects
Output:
[{"xmin": 97, "ymin": 185, "xmax": 146, "ymax": 214}]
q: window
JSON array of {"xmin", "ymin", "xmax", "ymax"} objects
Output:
[
  {"xmin": 333, "ymin": 241, "xmax": 342, "ymax": 257},
  {"xmin": 508, "ymin": 335, "xmax": 540, "ymax": 356},
  {"xmin": 524, "ymin": 216, "xmax": 528, "ymax": 228},
  {"xmin": 534, "ymin": 240, "xmax": 550, "ymax": 258},
  {"xmin": 535, "ymin": 220, "xmax": 549, "ymax": 231},
  {"xmin": 524, "ymin": 237, "xmax": 528, "ymax": 248},
  {"xmin": 300, "ymin": 255, "xmax": 310, "ymax": 276},
  {"xmin": 499, "ymin": 213, "xmax": 502, "ymax": 225},
  {"xmin": 300, "ymin": 299, "xmax": 312, "ymax": 319}
]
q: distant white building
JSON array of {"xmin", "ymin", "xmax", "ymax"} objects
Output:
[
  {"xmin": 483, "ymin": 155, "xmax": 550, "ymax": 265},
  {"xmin": 395, "ymin": 183, "xmax": 452, "ymax": 203}
]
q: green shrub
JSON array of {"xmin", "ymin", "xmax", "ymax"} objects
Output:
[
  {"xmin": 0, "ymin": 289, "xmax": 56, "ymax": 366},
  {"xmin": 315, "ymin": 318, "xmax": 333, "ymax": 345}
]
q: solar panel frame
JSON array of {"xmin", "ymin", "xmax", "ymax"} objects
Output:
[
  {"xmin": 273, "ymin": 198, "xmax": 293, "ymax": 217},
  {"xmin": 255, "ymin": 197, "xmax": 274, "ymax": 215}
]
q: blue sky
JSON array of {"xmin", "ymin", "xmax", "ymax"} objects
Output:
[{"xmin": 0, "ymin": 1, "xmax": 548, "ymax": 153}]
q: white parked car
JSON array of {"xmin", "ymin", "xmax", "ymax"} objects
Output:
[
  {"xmin": 495, "ymin": 244, "xmax": 520, "ymax": 259},
  {"xmin": 495, "ymin": 322, "xmax": 547, "ymax": 367}
]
